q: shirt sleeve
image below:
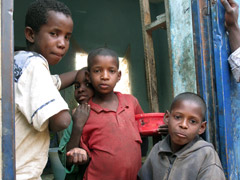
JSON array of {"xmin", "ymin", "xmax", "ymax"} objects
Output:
[
  {"xmin": 15, "ymin": 57, "xmax": 69, "ymax": 132},
  {"xmin": 51, "ymin": 74, "xmax": 61, "ymax": 90},
  {"xmin": 228, "ymin": 47, "xmax": 240, "ymax": 82}
]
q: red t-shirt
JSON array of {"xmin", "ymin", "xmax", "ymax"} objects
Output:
[{"xmin": 80, "ymin": 92, "xmax": 143, "ymax": 180}]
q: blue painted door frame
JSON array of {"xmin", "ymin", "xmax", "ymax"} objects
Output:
[
  {"xmin": 192, "ymin": 0, "xmax": 239, "ymax": 179},
  {"xmin": 1, "ymin": 0, "xmax": 15, "ymax": 179}
]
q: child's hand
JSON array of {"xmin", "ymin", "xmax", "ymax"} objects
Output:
[
  {"xmin": 66, "ymin": 147, "xmax": 89, "ymax": 165},
  {"xmin": 157, "ymin": 124, "xmax": 168, "ymax": 135},
  {"xmin": 221, "ymin": 0, "xmax": 239, "ymax": 29},
  {"xmin": 72, "ymin": 103, "xmax": 90, "ymax": 129}
]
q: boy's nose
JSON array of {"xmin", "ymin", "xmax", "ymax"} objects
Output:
[
  {"xmin": 57, "ymin": 37, "xmax": 66, "ymax": 49},
  {"xmin": 78, "ymin": 84, "xmax": 86, "ymax": 93},
  {"xmin": 179, "ymin": 119, "xmax": 188, "ymax": 129},
  {"xmin": 101, "ymin": 71, "xmax": 109, "ymax": 80}
]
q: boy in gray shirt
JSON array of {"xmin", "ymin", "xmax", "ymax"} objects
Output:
[{"xmin": 138, "ymin": 92, "xmax": 225, "ymax": 180}]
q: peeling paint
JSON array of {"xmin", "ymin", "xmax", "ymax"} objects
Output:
[{"xmin": 169, "ymin": 0, "xmax": 196, "ymax": 96}]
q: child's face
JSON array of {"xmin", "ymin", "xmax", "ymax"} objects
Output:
[
  {"xmin": 88, "ymin": 55, "xmax": 121, "ymax": 95},
  {"xmin": 74, "ymin": 70, "xmax": 94, "ymax": 104},
  {"xmin": 26, "ymin": 11, "xmax": 73, "ymax": 65},
  {"xmin": 164, "ymin": 99, "xmax": 206, "ymax": 152}
]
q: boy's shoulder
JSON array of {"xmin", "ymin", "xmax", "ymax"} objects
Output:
[
  {"xmin": 115, "ymin": 92, "xmax": 142, "ymax": 108},
  {"xmin": 14, "ymin": 50, "xmax": 47, "ymax": 66},
  {"xmin": 115, "ymin": 92, "xmax": 138, "ymax": 102},
  {"xmin": 14, "ymin": 50, "xmax": 49, "ymax": 83},
  {"xmin": 177, "ymin": 138, "xmax": 222, "ymax": 167}
]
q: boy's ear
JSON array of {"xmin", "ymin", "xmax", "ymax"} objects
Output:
[
  {"xmin": 25, "ymin": 26, "xmax": 35, "ymax": 43},
  {"xmin": 85, "ymin": 70, "xmax": 91, "ymax": 83},
  {"xmin": 117, "ymin": 70, "xmax": 121, "ymax": 82},
  {"xmin": 198, "ymin": 121, "xmax": 207, "ymax": 135},
  {"xmin": 164, "ymin": 110, "xmax": 170, "ymax": 125}
]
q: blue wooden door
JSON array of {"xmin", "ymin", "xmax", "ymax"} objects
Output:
[{"xmin": 192, "ymin": 0, "xmax": 240, "ymax": 179}]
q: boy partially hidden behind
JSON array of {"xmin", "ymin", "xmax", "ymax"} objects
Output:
[
  {"xmin": 59, "ymin": 67, "xmax": 93, "ymax": 179},
  {"xmin": 14, "ymin": 0, "xmax": 76, "ymax": 179},
  {"xmin": 80, "ymin": 48, "xmax": 144, "ymax": 180},
  {"xmin": 138, "ymin": 92, "xmax": 226, "ymax": 180}
]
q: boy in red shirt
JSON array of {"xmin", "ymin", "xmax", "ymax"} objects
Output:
[{"xmin": 80, "ymin": 47, "xmax": 143, "ymax": 180}]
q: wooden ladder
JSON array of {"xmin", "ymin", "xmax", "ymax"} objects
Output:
[{"xmin": 139, "ymin": 0, "xmax": 170, "ymax": 113}]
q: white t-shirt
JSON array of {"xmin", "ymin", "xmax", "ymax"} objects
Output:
[
  {"xmin": 228, "ymin": 47, "xmax": 240, "ymax": 82},
  {"xmin": 14, "ymin": 51, "xmax": 69, "ymax": 180}
]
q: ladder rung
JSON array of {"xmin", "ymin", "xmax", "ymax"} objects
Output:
[{"xmin": 145, "ymin": 13, "xmax": 166, "ymax": 32}]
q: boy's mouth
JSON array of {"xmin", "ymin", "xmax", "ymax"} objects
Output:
[
  {"xmin": 54, "ymin": 53, "xmax": 64, "ymax": 58},
  {"xmin": 78, "ymin": 95, "xmax": 88, "ymax": 101},
  {"xmin": 175, "ymin": 132, "xmax": 187, "ymax": 138},
  {"xmin": 99, "ymin": 84, "xmax": 109, "ymax": 89}
]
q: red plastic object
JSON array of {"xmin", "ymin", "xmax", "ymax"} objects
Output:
[{"xmin": 135, "ymin": 113, "xmax": 165, "ymax": 136}]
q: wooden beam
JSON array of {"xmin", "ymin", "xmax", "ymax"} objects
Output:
[
  {"xmin": 145, "ymin": 14, "xmax": 166, "ymax": 32},
  {"xmin": 139, "ymin": 0, "xmax": 159, "ymax": 112}
]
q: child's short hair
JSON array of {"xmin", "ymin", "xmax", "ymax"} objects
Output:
[
  {"xmin": 25, "ymin": 0, "xmax": 72, "ymax": 45},
  {"xmin": 87, "ymin": 48, "xmax": 119, "ymax": 70},
  {"xmin": 170, "ymin": 92, "xmax": 206, "ymax": 121}
]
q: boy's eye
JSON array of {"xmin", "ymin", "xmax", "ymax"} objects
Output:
[
  {"xmin": 94, "ymin": 69, "xmax": 100, "ymax": 73},
  {"xmin": 189, "ymin": 119, "xmax": 197, "ymax": 124},
  {"xmin": 74, "ymin": 83, "xmax": 80, "ymax": 89},
  {"xmin": 50, "ymin": 32, "xmax": 57, "ymax": 37},
  {"xmin": 109, "ymin": 69, "xmax": 116, "ymax": 73},
  {"xmin": 65, "ymin": 34, "xmax": 71, "ymax": 41},
  {"xmin": 174, "ymin": 115, "xmax": 181, "ymax": 120}
]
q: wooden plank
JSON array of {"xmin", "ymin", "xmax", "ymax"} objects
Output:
[
  {"xmin": 1, "ymin": 0, "xmax": 15, "ymax": 179},
  {"xmin": 139, "ymin": 0, "xmax": 159, "ymax": 112},
  {"xmin": 145, "ymin": 14, "xmax": 166, "ymax": 32}
]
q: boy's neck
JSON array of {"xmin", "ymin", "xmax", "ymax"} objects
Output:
[{"xmin": 92, "ymin": 91, "xmax": 119, "ymax": 111}]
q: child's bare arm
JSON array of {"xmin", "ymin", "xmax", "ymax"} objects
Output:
[
  {"xmin": 49, "ymin": 110, "xmax": 71, "ymax": 132},
  {"xmin": 221, "ymin": 0, "xmax": 240, "ymax": 52},
  {"xmin": 66, "ymin": 104, "xmax": 90, "ymax": 164},
  {"xmin": 59, "ymin": 70, "xmax": 78, "ymax": 90}
]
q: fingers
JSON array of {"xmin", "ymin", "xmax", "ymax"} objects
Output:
[
  {"xmin": 67, "ymin": 148, "xmax": 88, "ymax": 165},
  {"xmin": 72, "ymin": 108, "xmax": 76, "ymax": 115},
  {"xmin": 221, "ymin": 0, "xmax": 239, "ymax": 12},
  {"xmin": 157, "ymin": 124, "xmax": 168, "ymax": 135},
  {"xmin": 221, "ymin": 0, "xmax": 233, "ymax": 12},
  {"xmin": 76, "ymin": 103, "xmax": 90, "ymax": 112},
  {"xmin": 228, "ymin": 0, "xmax": 238, "ymax": 5},
  {"xmin": 73, "ymin": 104, "xmax": 90, "ymax": 118}
]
